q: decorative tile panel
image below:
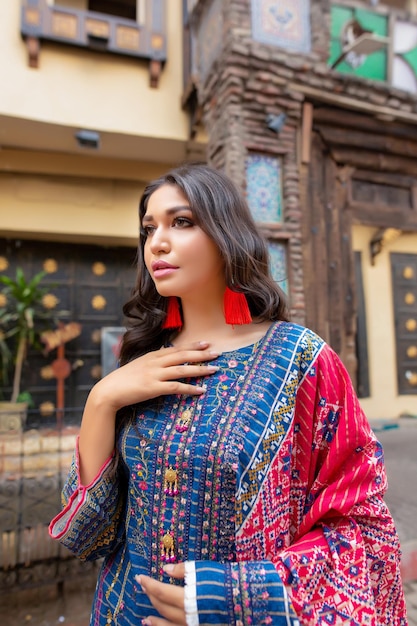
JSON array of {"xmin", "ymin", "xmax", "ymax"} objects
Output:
[
  {"xmin": 245, "ymin": 154, "xmax": 283, "ymax": 223},
  {"xmin": 251, "ymin": 0, "xmax": 311, "ymax": 53},
  {"xmin": 268, "ymin": 241, "xmax": 288, "ymax": 293}
]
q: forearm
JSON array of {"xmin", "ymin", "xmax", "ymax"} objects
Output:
[{"xmin": 78, "ymin": 381, "xmax": 118, "ymax": 485}]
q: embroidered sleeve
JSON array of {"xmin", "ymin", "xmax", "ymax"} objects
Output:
[
  {"xmin": 189, "ymin": 560, "xmax": 298, "ymax": 625},
  {"xmin": 49, "ymin": 438, "xmax": 126, "ymax": 561}
]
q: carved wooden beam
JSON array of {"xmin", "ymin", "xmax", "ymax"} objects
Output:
[
  {"xmin": 26, "ymin": 36, "xmax": 40, "ymax": 68},
  {"xmin": 149, "ymin": 59, "xmax": 162, "ymax": 88},
  {"xmin": 301, "ymin": 102, "xmax": 313, "ymax": 164}
]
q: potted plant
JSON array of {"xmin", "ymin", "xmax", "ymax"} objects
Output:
[{"xmin": 0, "ymin": 267, "xmax": 61, "ymax": 430}]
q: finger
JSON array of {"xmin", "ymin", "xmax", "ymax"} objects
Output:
[
  {"xmin": 145, "ymin": 603, "xmax": 185, "ymax": 626},
  {"xmin": 163, "ymin": 563, "xmax": 185, "ymax": 580},
  {"xmin": 166, "ymin": 340, "xmax": 210, "ymax": 351},
  {"xmin": 159, "ymin": 345, "xmax": 220, "ymax": 366},
  {"xmin": 162, "ymin": 381, "xmax": 207, "ymax": 396},
  {"xmin": 137, "ymin": 575, "xmax": 185, "ymax": 610},
  {"xmin": 141, "ymin": 617, "xmax": 180, "ymax": 626},
  {"xmin": 166, "ymin": 363, "xmax": 219, "ymax": 380}
]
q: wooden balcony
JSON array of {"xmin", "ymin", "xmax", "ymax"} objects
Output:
[{"xmin": 20, "ymin": 0, "xmax": 166, "ymax": 87}]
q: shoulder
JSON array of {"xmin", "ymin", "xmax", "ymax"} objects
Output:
[
  {"xmin": 269, "ymin": 321, "xmax": 325, "ymax": 356},
  {"xmin": 268, "ymin": 321, "xmax": 350, "ymax": 379},
  {"xmin": 277, "ymin": 323, "xmax": 354, "ymax": 388},
  {"xmin": 254, "ymin": 322, "xmax": 325, "ymax": 385}
]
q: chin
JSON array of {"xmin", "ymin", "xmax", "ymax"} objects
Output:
[{"xmin": 155, "ymin": 287, "xmax": 179, "ymax": 298}]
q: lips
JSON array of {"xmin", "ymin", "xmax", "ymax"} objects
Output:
[
  {"xmin": 152, "ymin": 261, "xmax": 177, "ymax": 271},
  {"xmin": 151, "ymin": 260, "xmax": 178, "ymax": 278}
]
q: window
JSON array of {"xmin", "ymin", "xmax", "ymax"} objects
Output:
[{"xmin": 88, "ymin": 0, "xmax": 137, "ymax": 20}]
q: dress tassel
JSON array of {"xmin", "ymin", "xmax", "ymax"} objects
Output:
[
  {"xmin": 162, "ymin": 297, "xmax": 182, "ymax": 329},
  {"xmin": 223, "ymin": 287, "xmax": 252, "ymax": 325}
]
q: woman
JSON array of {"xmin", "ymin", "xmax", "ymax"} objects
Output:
[{"xmin": 50, "ymin": 163, "xmax": 407, "ymax": 625}]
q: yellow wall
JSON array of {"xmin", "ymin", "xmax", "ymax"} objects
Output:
[
  {"xmin": 353, "ymin": 225, "xmax": 417, "ymax": 420},
  {"xmin": 0, "ymin": 153, "xmax": 175, "ymax": 246},
  {"xmin": 0, "ymin": 0, "xmax": 188, "ymax": 142},
  {"xmin": 0, "ymin": 1, "xmax": 204, "ymax": 244},
  {"xmin": 0, "ymin": 171, "xmax": 141, "ymax": 246}
]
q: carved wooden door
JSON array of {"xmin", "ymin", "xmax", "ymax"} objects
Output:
[
  {"xmin": 0, "ymin": 238, "xmax": 136, "ymax": 427},
  {"xmin": 391, "ymin": 252, "xmax": 417, "ymax": 395}
]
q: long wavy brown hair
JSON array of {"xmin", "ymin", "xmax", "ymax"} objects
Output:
[
  {"xmin": 111, "ymin": 162, "xmax": 290, "ymax": 450},
  {"xmin": 119, "ymin": 162, "xmax": 289, "ymax": 366}
]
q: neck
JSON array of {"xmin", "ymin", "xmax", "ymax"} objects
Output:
[
  {"xmin": 180, "ymin": 295, "xmax": 227, "ymax": 338},
  {"xmin": 172, "ymin": 294, "xmax": 272, "ymax": 353}
]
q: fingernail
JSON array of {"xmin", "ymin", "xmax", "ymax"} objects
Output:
[
  {"xmin": 163, "ymin": 563, "xmax": 175, "ymax": 574},
  {"xmin": 207, "ymin": 365, "xmax": 219, "ymax": 371},
  {"xmin": 135, "ymin": 574, "xmax": 146, "ymax": 593},
  {"xmin": 142, "ymin": 620, "xmax": 151, "ymax": 626},
  {"xmin": 196, "ymin": 385, "xmax": 207, "ymax": 393}
]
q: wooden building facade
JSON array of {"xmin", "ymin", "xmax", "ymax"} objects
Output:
[
  {"xmin": 184, "ymin": 0, "xmax": 417, "ymax": 418},
  {"xmin": 1, "ymin": 0, "xmax": 416, "ymax": 422}
]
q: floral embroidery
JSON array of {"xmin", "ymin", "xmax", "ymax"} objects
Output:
[{"xmin": 128, "ymin": 435, "xmax": 151, "ymax": 558}]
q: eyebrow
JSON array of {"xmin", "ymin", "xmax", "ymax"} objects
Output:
[{"xmin": 142, "ymin": 205, "xmax": 193, "ymax": 223}]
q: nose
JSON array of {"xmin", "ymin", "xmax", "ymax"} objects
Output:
[{"xmin": 148, "ymin": 225, "xmax": 170, "ymax": 254}]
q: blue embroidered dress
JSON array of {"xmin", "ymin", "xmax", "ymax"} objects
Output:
[{"xmin": 49, "ymin": 322, "xmax": 406, "ymax": 625}]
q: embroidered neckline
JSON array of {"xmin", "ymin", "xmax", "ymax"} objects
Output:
[{"xmin": 164, "ymin": 320, "xmax": 280, "ymax": 356}]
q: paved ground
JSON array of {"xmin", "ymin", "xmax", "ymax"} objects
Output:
[
  {"xmin": 2, "ymin": 577, "xmax": 95, "ymax": 626},
  {"xmin": 406, "ymin": 580, "xmax": 417, "ymax": 626},
  {"xmin": 377, "ymin": 417, "xmax": 417, "ymax": 546},
  {"xmin": 374, "ymin": 416, "xmax": 417, "ymax": 623},
  {"xmin": 1, "ymin": 416, "xmax": 416, "ymax": 624}
]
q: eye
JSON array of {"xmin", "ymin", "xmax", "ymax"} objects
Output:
[
  {"xmin": 173, "ymin": 216, "xmax": 193, "ymax": 228},
  {"xmin": 141, "ymin": 224, "xmax": 155, "ymax": 237}
]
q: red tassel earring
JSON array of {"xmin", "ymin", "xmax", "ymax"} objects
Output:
[
  {"xmin": 223, "ymin": 287, "xmax": 252, "ymax": 325},
  {"xmin": 162, "ymin": 297, "xmax": 182, "ymax": 329}
]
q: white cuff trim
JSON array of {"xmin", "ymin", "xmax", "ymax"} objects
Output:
[{"xmin": 184, "ymin": 561, "xmax": 199, "ymax": 626}]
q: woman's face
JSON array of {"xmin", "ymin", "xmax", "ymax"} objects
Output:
[{"xmin": 142, "ymin": 184, "xmax": 225, "ymax": 300}]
